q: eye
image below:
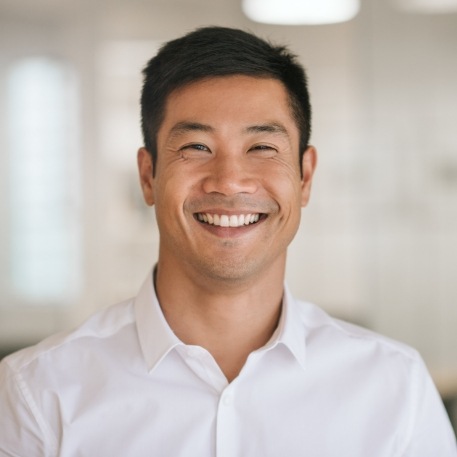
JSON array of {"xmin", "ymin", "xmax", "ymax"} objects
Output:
[
  {"xmin": 248, "ymin": 144, "xmax": 277, "ymax": 157},
  {"xmin": 179, "ymin": 143, "xmax": 211, "ymax": 157},
  {"xmin": 182, "ymin": 143, "xmax": 208, "ymax": 151}
]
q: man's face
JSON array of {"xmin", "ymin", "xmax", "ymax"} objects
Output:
[{"xmin": 138, "ymin": 75, "xmax": 316, "ymax": 284}]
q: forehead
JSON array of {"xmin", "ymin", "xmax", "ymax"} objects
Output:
[{"xmin": 161, "ymin": 75, "xmax": 297, "ymax": 129}]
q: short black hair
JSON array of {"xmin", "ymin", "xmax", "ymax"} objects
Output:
[{"xmin": 141, "ymin": 26, "xmax": 311, "ymax": 167}]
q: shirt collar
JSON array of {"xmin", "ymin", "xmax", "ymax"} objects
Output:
[
  {"xmin": 134, "ymin": 271, "xmax": 182, "ymax": 372},
  {"xmin": 262, "ymin": 285, "xmax": 307, "ymax": 372},
  {"xmin": 134, "ymin": 271, "xmax": 307, "ymax": 373}
]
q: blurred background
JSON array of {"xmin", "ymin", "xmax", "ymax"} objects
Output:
[{"xmin": 0, "ymin": 0, "xmax": 456, "ymax": 431}]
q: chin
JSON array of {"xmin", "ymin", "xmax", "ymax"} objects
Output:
[{"xmin": 192, "ymin": 255, "xmax": 277, "ymax": 285}]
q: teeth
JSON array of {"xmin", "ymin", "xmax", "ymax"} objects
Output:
[
  {"xmin": 220, "ymin": 215, "xmax": 229, "ymax": 227},
  {"xmin": 197, "ymin": 212, "xmax": 261, "ymax": 228}
]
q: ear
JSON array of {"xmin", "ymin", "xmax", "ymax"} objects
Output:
[
  {"xmin": 137, "ymin": 147, "xmax": 155, "ymax": 206},
  {"xmin": 300, "ymin": 145, "xmax": 317, "ymax": 207}
]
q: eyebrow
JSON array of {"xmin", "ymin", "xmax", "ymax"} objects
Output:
[
  {"xmin": 168, "ymin": 121, "xmax": 290, "ymax": 139},
  {"xmin": 244, "ymin": 123, "xmax": 289, "ymax": 136},
  {"xmin": 168, "ymin": 122, "xmax": 214, "ymax": 138}
]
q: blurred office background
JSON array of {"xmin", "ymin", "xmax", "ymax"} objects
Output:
[{"xmin": 0, "ymin": 0, "xmax": 456, "ymax": 430}]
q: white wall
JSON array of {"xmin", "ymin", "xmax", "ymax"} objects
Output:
[{"xmin": 0, "ymin": 0, "xmax": 456, "ymax": 385}]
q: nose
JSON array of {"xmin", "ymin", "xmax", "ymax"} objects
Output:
[{"xmin": 201, "ymin": 154, "xmax": 258, "ymax": 196}]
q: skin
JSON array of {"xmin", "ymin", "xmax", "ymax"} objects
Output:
[{"xmin": 138, "ymin": 75, "xmax": 317, "ymax": 381}]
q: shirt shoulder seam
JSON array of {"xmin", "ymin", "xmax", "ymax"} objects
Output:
[
  {"xmin": 296, "ymin": 299, "xmax": 421, "ymax": 363},
  {"xmin": 5, "ymin": 360, "xmax": 59, "ymax": 454},
  {"xmin": 6, "ymin": 298, "xmax": 136, "ymax": 372}
]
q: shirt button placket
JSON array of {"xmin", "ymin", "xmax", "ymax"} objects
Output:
[
  {"xmin": 216, "ymin": 388, "xmax": 237, "ymax": 457},
  {"xmin": 222, "ymin": 392, "xmax": 232, "ymax": 406}
]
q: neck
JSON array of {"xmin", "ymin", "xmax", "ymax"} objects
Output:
[{"xmin": 154, "ymin": 257, "xmax": 285, "ymax": 382}]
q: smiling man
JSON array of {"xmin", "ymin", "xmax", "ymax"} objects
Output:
[
  {"xmin": 137, "ymin": 73, "xmax": 316, "ymax": 382},
  {"xmin": 0, "ymin": 27, "xmax": 456, "ymax": 456}
]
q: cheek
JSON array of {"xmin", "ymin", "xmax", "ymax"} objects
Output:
[
  {"xmin": 264, "ymin": 167, "xmax": 303, "ymax": 206},
  {"xmin": 153, "ymin": 170, "xmax": 195, "ymax": 220}
]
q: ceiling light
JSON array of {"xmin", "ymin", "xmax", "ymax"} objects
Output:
[{"xmin": 242, "ymin": 0, "xmax": 360, "ymax": 25}]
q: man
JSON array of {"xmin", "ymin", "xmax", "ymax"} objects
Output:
[{"xmin": 0, "ymin": 26, "xmax": 455, "ymax": 456}]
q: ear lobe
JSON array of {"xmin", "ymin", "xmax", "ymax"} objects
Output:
[
  {"xmin": 300, "ymin": 145, "xmax": 317, "ymax": 207},
  {"xmin": 137, "ymin": 147, "xmax": 155, "ymax": 206}
]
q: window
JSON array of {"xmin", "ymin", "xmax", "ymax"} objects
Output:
[{"xmin": 7, "ymin": 57, "xmax": 81, "ymax": 303}]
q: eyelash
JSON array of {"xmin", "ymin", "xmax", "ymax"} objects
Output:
[
  {"xmin": 181, "ymin": 143, "xmax": 209, "ymax": 152},
  {"xmin": 179, "ymin": 143, "xmax": 278, "ymax": 156},
  {"xmin": 251, "ymin": 144, "xmax": 275, "ymax": 150}
]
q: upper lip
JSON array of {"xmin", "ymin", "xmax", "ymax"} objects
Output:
[
  {"xmin": 187, "ymin": 194, "xmax": 276, "ymax": 216},
  {"xmin": 194, "ymin": 209, "xmax": 262, "ymax": 215}
]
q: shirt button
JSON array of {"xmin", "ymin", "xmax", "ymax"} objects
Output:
[{"xmin": 222, "ymin": 393, "xmax": 232, "ymax": 406}]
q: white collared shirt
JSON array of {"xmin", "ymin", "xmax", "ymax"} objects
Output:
[{"xmin": 0, "ymin": 272, "xmax": 456, "ymax": 456}]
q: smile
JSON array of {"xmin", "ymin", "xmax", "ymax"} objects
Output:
[{"xmin": 196, "ymin": 213, "xmax": 261, "ymax": 228}]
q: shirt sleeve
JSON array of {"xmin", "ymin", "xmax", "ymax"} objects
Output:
[
  {"xmin": 403, "ymin": 356, "xmax": 457, "ymax": 457},
  {"xmin": 0, "ymin": 358, "xmax": 54, "ymax": 457}
]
